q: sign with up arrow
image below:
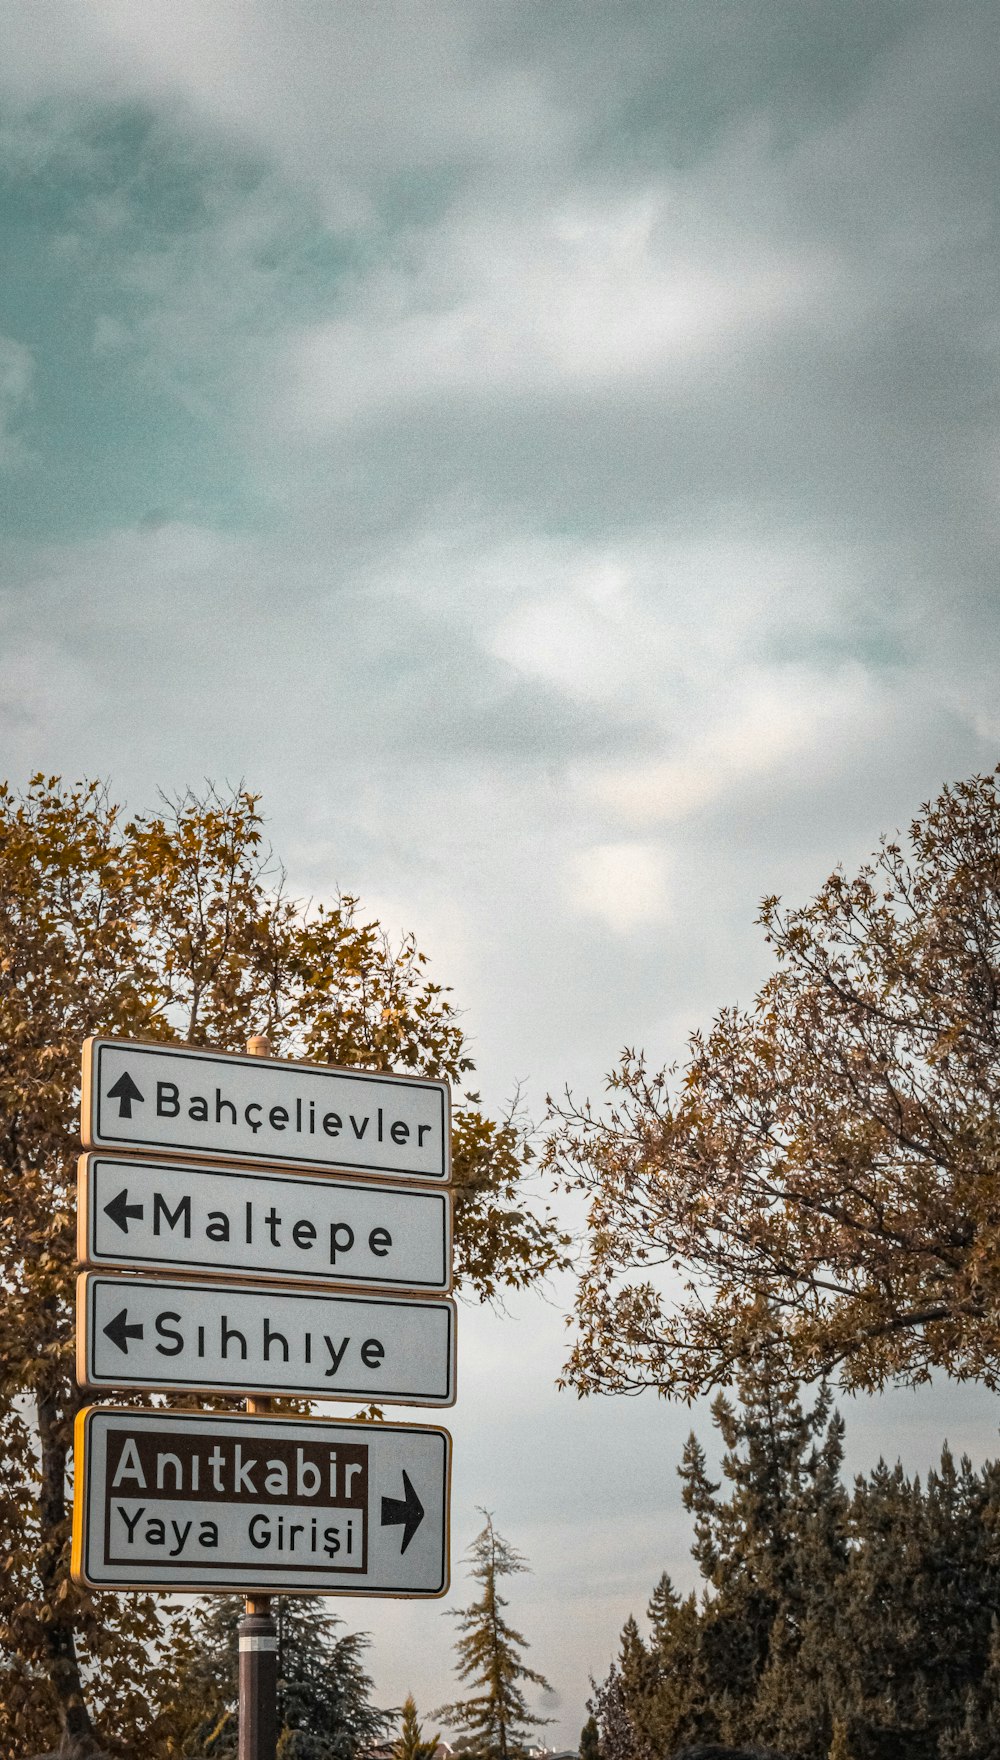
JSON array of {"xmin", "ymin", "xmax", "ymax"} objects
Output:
[
  {"xmin": 73, "ymin": 1033, "xmax": 457, "ymax": 1603},
  {"xmin": 77, "ymin": 1272, "xmax": 457, "ymax": 1405},
  {"xmin": 82, "ymin": 1037, "xmax": 451, "ymax": 1182},
  {"xmin": 78, "ymin": 1154, "xmax": 452, "ymax": 1294},
  {"xmin": 72, "ymin": 1406, "xmax": 451, "ymax": 1595}
]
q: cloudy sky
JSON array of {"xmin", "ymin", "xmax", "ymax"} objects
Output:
[{"xmin": 3, "ymin": 0, "xmax": 1000, "ymax": 1742}]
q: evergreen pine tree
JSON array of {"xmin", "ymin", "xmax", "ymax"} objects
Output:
[
  {"xmin": 606, "ymin": 1370, "xmax": 1000, "ymax": 1759},
  {"xmin": 167, "ymin": 1594, "xmax": 391, "ymax": 1759},
  {"xmin": 680, "ymin": 1354, "xmax": 848, "ymax": 1754},
  {"xmin": 395, "ymin": 1694, "xmax": 440, "ymax": 1760},
  {"xmin": 940, "ymin": 1618, "xmax": 1000, "ymax": 1757},
  {"xmin": 435, "ymin": 1513, "xmax": 552, "ymax": 1760},
  {"xmin": 579, "ymin": 1712, "xmax": 601, "ymax": 1760}
]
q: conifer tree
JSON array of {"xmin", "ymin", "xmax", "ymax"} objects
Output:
[
  {"xmin": 679, "ymin": 1355, "xmax": 848, "ymax": 1755},
  {"xmin": 600, "ymin": 1363, "xmax": 1000, "ymax": 1760},
  {"xmin": 167, "ymin": 1593, "xmax": 390, "ymax": 1759},
  {"xmin": 395, "ymin": 1695, "xmax": 440, "ymax": 1760},
  {"xmin": 436, "ymin": 1513, "xmax": 552, "ymax": 1760},
  {"xmin": 579, "ymin": 1713, "xmax": 600, "ymax": 1760},
  {"xmin": 594, "ymin": 1356, "xmax": 848, "ymax": 1758},
  {"xmin": 939, "ymin": 1619, "xmax": 1000, "ymax": 1758}
]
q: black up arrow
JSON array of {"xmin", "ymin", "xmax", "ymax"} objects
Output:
[
  {"xmin": 103, "ymin": 1189, "xmax": 144, "ymax": 1234},
  {"xmin": 103, "ymin": 1308, "xmax": 144, "ymax": 1354},
  {"xmin": 107, "ymin": 1070, "xmax": 144, "ymax": 1119},
  {"xmin": 380, "ymin": 1470, "xmax": 424, "ymax": 1554}
]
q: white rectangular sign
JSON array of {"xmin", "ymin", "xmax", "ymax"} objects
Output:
[
  {"xmin": 78, "ymin": 1155, "xmax": 452, "ymax": 1295},
  {"xmin": 73, "ymin": 1407, "xmax": 451, "ymax": 1595},
  {"xmin": 78, "ymin": 1273, "xmax": 456, "ymax": 1406},
  {"xmin": 82, "ymin": 1038, "xmax": 450, "ymax": 1182}
]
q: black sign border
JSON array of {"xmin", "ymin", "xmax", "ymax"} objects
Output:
[
  {"xmin": 79, "ymin": 1273, "xmax": 457, "ymax": 1406},
  {"xmin": 74, "ymin": 1407, "xmax": 451, "ymax": 1597},
  {"xmin": 81, "ymin": 1155, "xmax": 452, "ymax": 1293}
]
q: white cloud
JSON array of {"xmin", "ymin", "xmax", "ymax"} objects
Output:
[
  {"xmin": 0, "ymin": 0, "xmax": 572, "ymax": 215},
  {"xmin": 588, "ymin": 666, "xmax": 885, "ymax": 827},
  {"xmin": 569, "ymin": 839, "xmax": 670, "ymax": 931},
  {"xmin": 488, "ymin": 556, "xmax": 632, "ymax": 702},
  {"xmin": 277, "ymin": 186, "xmax": 826, "ymax": 429}
]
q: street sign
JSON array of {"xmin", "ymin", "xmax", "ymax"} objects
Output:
[
  {"xmin": 72, "ymin": 1406, "xmax": 451, "ymax": 1595},
  {"xmin": 77, "ymin": 1273, "xmax": 456, "ymax": 1406},
  {"xmin": 82, "ymin": 1037, "xmax": 450, "ymax": 1182},
  {"xmin": 78, "ymin": 1155, "xmax": 452, "ymax": 1294}
]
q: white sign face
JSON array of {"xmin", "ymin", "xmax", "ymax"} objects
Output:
[
  {"xmin": 78, "ymin": 1273, "xmax": 456, "ymax": 1406},
  {"xmin": 82, "ymin": 1038, "xmax": 450, "ymax": 1182},
  {"xmin": 73, "ymin": 1407, "xmax": 451, "ymax": 1595},
  {"xmin": 78, "ymin": 1155, "xmax": 452, "ymax": 1295}
]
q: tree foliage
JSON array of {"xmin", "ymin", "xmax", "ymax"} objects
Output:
[
  {"xmin": 394, "ymin": 1694, "xmax": 440, "ymax": 1760},
  {"xmin": 595, "ymin": 1360, "xmax": 1000, "ymax": 1760},
  {"xmin": 435, "ymin": 1512, "xmax": 552, "ymax": 1760},
  {"xmin": 162, "ymin": 1593, "xmax": 390, "ymax": 1760},
  {"xmin": 548, "ymin": 769, "xmax": 1000, "ymax": 1399},
  {"xmin": 579, "ymin": 1713, "xmax": 601, "ymax": 1760},
  {"xmin": 0, "ymin": 776, "xmax": 568, "ymax": 1759}
]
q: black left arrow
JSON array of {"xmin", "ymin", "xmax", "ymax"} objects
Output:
[
  {"xmin": 103, "ymin": 1189, "xmax": 145, "ymax": 1234},
  {"xmin": 107, "ymin": 1070, "xmax": 144, "ymax": 1119},
  {"xmin": 380, "ymin": 1470, "xmax": 425, "ymax": 1554},
  {"xmin": 103, "ymin": 1308, "xmax": 144, "ymax": 1354}
]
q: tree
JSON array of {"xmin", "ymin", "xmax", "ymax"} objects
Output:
[
  {"xmin": 579, "ymin": 1712, "xmax": 601, "ymax": 1760},
  {"xmin": 599, "ymin": 1359, "xmax": 847, "ymax": 1760},
  {"xmin": 0, "ymin": 777, "xmax": 568, "ymax": 1759},
  {"xmin": 547, "ymin": 767, "xmax": 1000, "ymax": 1400},
  {"xmin": 587, "ymin": 1667, "xmax": 649, "ymax": 1760},
  {"xmin": 435, "ymin": 1512, "xmax": 552, "ymax": 1760},
  {"xmin": 164, "ymin": 1593, "xmax": 390, "ymax": 1760},
  {"xmin": 394, "ymin": 1695, "xmax": 440, "ymax": 1760},
  {"xmin": 600, "ymin": 1365, "xmax": 1000, "ymax": 1760}
]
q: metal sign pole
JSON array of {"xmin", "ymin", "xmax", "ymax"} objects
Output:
[
  {"xmin": 240, "ymin": 1033, "xmax": 277, "ymax": 1760},
  {"xmin": 238, "ymin": 1606, "xmax": 277, "ymax": 1760}
]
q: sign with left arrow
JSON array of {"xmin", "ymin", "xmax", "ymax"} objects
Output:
[
  {"xmin": 78, "ymin": 1154, "xmax": 452, "ymax": 1294},
  {"xmin": 72, "ymin": 1406, "xmax": 451, "ymax": 1595},
  {"xmin": 77, "ymin": 1272, "xmax": 457, "ymax": 1405}
]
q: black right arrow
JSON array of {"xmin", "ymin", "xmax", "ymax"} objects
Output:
[
  {"xmin": 380, "ymin": 1470, "xmax": 425, "ymax": 1554},
  {"xmin": 103, "ymin": 1189, "xmax": 145, "ymax": 1234},
  {"xmin": 103, "ymin": 1308, "xmax": 144, "ymax": 1354},
  {"xmin": 107, "ymin": 1070, "xmax": 144, "ymax": 1120}
]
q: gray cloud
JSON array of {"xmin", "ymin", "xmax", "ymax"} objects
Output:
[{"xmin": 1, "ymin": 3, "xmax": 999, "ymax": 1741}]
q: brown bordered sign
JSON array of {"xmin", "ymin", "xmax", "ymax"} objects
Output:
[
  {"xmin": 72, "ymin": 1406, "xmax": 451, "ymax": 1596},
  {"xmin": 81, "ymin": 1037, "xmax": 451, "ymax": 1182},
  {"xmin": 78, "ymin": 1153, "xmax": 453, "ymax": 1294},
  {"xmin": 77, "ymin": 1271, "xmax": 457, "ymax": 1406}
]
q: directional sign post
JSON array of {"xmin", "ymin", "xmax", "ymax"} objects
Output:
[
  {"xmin": 82, "ymin": 1037, "xmax": 451, "ymax": 1181},
  {"xmin": 79, "ymin": 1155, "xmax": 452, "ymax": 1293},
  {"xmin": 73, "ymin": 1031, "xmax": 457, "ymax": 1760},
  {"xmin": 78, "ymin": 1272, "xmax": 457, "ymax": 1405},
  {"xmin": 72, "ymin": 1407, "xmax": 451, "ymax": 1595}
]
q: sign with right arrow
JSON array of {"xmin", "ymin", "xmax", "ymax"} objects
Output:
[
  {"xmin": 73, "ymin": 1033, "xmax": 457, "ymax": 1606},
  {"xmin": 72, "ymin": 1406, "xmax": 451, "ymax": 1595}
]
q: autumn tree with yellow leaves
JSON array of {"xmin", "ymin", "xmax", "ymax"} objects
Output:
[
  {"xmin": 0, "ymin": 777, "xmax": 567, "ymax": 1760},
  {"xmin": 548, "ymin": 768, "xmax": 1000, "ymax": 1401}
]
